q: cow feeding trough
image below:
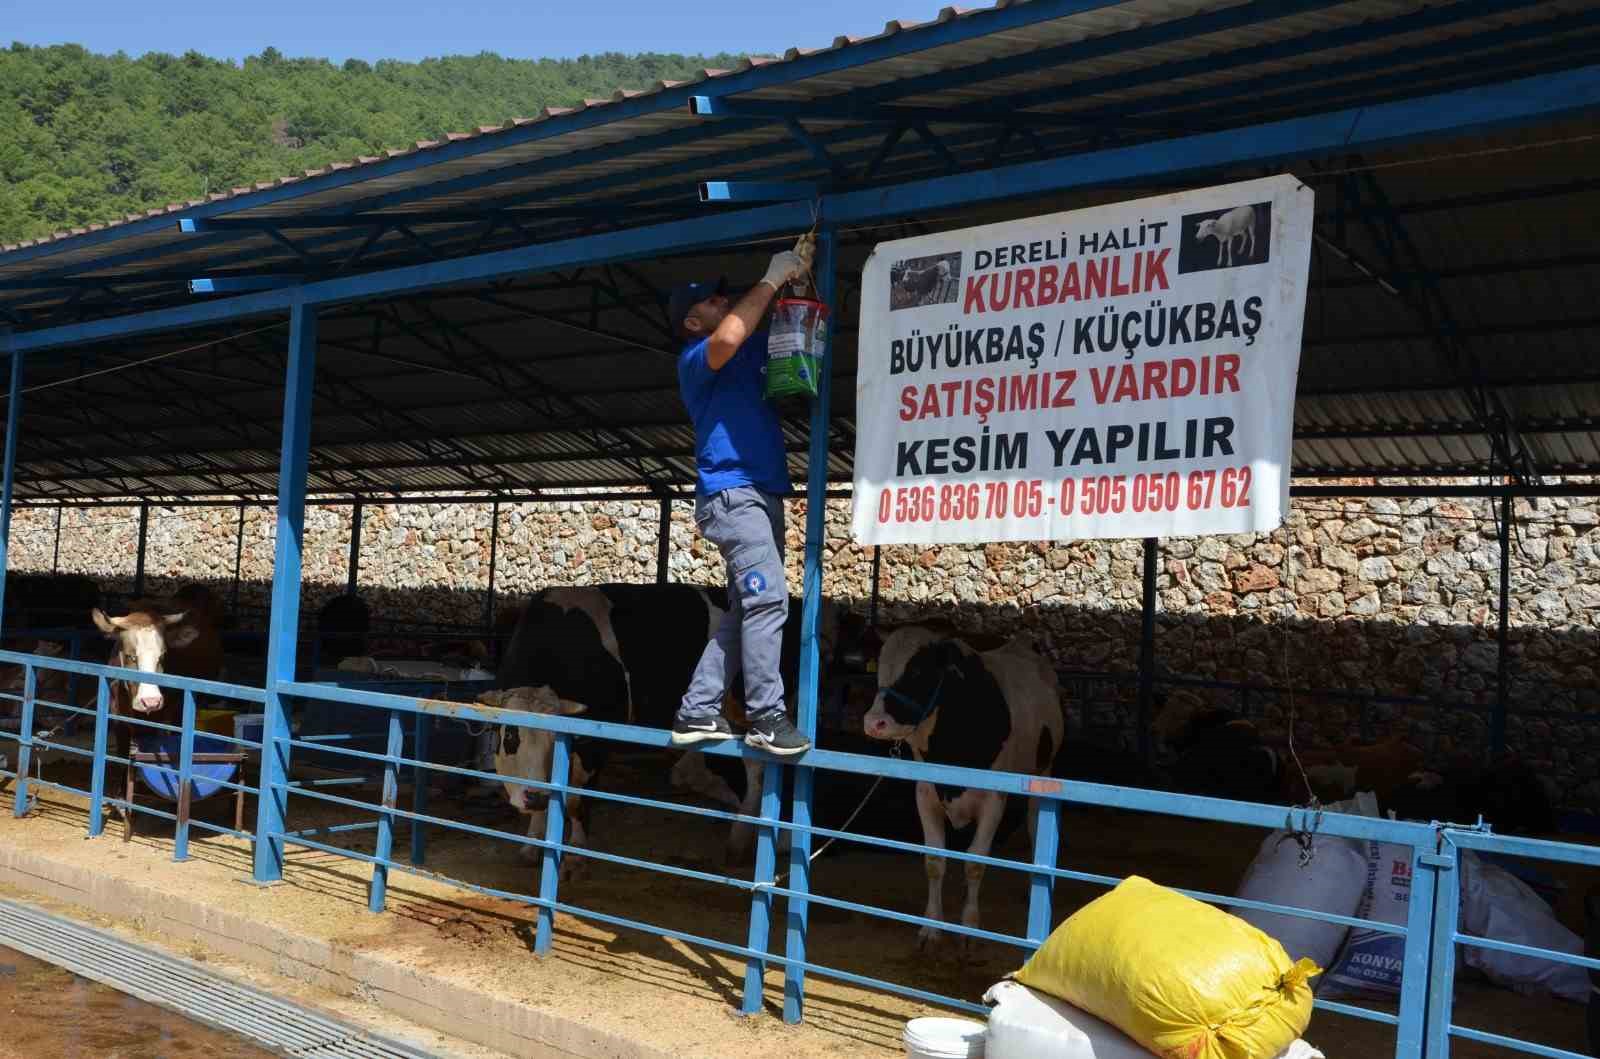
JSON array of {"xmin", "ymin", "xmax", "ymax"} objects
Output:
[{"xmin": 0, "ymin": 5, "xmax": 1599, "ymax": 1056}]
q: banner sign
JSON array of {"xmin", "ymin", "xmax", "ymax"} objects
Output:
[{"xmin": 851, "ymin": 175, "xmax": 1313, "ymax": 546}]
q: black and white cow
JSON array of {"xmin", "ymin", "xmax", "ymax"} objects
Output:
[
  {"xmin": 862, "ymin": 627, "xmax": 1063, "ymax": 949},
  {"xmin": 476, "ymin": 685, "xmax": 589, "ymax": 872},
  {"xmin": 487, "ymin": 583, "xmax": 839, "ymax": 862}
]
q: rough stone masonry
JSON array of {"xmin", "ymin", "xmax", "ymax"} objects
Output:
[{"xmin": 7, "ymin": 488, "xmax": 1600, "ymax": 802}]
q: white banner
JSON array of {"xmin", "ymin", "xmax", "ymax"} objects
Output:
[{"xmin": 851, "ymin": 175, "xmax": 1314, "ymax": 546}]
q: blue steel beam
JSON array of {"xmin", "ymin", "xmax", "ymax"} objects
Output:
[
  {"xmin": 690, "ymin": 93, "xmax": 1090, "ymax": 129},
  {"xmin": 11, "ymin": 63, "xmax": 1600, "ymax": 355},
  {"xmin": 1181, "ymin": 30, "xmax": 1600, "ymax": 139},
  {"xmin": 253, "ymin": 302, "xmax": 315, "ymax": 884},
  {"xmin": 699, "ymin": 182, "xmax": 822, "ymax": 203},
  {"xmin": 189, "ymin": 276, "xmax": 302, "ymax": 294},
  {"xmin": 1003, "ymin": 0, "xmax": 1575, "ymax": 135},
  {"xmin": 956, "ymin": 0, "xmax": 1556, "ymax": 119},
  {"xmin": 0, "ymin": 349, "xmax": 23, "ymax": 639}
]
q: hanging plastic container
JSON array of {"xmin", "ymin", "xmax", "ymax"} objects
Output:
[{"xmin": 765, "ymin": 291, "xmax": 828, "ymax": 400}]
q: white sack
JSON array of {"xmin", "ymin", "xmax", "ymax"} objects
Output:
[
  {"xmin": 1460, "ymin": 851, "xmax": 1588, "ymax": 1003},
  {"xmin": 1236, "ymin": 827, "xmax": 1368, "ymax": 970},
  {"xmin": 982, "ymin": 982, "xmax": 1324, "ymax": 1059}
]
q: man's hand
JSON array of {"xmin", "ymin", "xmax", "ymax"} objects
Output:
[
  {"xmin": 761, "ymin": 250, "xmax": 806, "ymax": 291},
  {"xmin": 707, "ymin": 236, "xmax": 818, "ymax": 371}
]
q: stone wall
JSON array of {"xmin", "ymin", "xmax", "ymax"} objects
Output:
[{"xmin": 7, "ymin": 491, "xmax": 1599, "ymax": 788}]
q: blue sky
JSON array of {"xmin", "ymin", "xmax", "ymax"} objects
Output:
[{"xmin": 10, "ymin": 0, "xmax": 931, "ymax": 62}]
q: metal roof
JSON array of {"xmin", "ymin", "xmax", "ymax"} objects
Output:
[{"xmin": 3, "ymin": 0, "xmax": 1600, "ymax": 500}]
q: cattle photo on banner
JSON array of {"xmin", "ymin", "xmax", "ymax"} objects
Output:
[{"xmin": 852, "ymin": 175, "xmax": 1314, "ymax": 546}]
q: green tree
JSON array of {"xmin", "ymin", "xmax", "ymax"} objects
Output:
[{"xmin": 0, "ymin": 43, "xmax": 745, "ymax": 244}]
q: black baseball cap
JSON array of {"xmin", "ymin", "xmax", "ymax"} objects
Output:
[{"xmin": 667, "ymin": 277, "xmax": 727, "ymax": 336}]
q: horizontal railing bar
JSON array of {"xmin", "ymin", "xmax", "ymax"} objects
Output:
[
  {"xmin": 121, "ymin": 761, "xmax": 259, "ymax": 799},
  {"xmin": 757, "ymin": 878, "xmax": 1033, "ymax": 948},
  {"xmin": 28, "ymin": 737, "xmax": 95, "ymax": 759},
  {"xmin": 283, "ymin": 783, "xmax": 556, "ymax": 853},
  {"xmin": 284, "ymin": 820, "xmax": 380, "ymax": 839},
  {"xmin": 1313, "ymin": 998, "xmax": 1401, "ymax": 1026},
  {"xmin": 1452, "ymin": 934, "xmax": 1600, "ymax": 971},
  {"xmin": 1449, "ymin": 1024, "xmax": 1593, "ymax": 1059},
  {"xmin": 0, "ymin": 651, "xmax": 268, "ymax": 702},
  {"xmin": 19, "ymin": 701, "xmax": 96, "ymax": 719},
  {"xmin": 1445, "ymin": 829, "xmax": 1600, "ymax": 867},
  {"xmin": 108, "ymin": 798, "xmax": 251, "ymax": 842},
  {"xmin": 279, "ymin": 736, "xmax": 425, "ymax": 768},
  {"xmin": 164, "ymin": 729, "xmax": 263, "ymax": 752}
]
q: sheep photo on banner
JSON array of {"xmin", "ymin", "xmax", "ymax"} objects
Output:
[{"xmin": 852, "ymin": 174, "xmax": 1315, "ymax": 547}]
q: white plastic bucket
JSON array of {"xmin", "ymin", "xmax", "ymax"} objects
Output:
[{"xmin": 903, "ymin": 1016, "xmax": 986, "ymax": 1059}]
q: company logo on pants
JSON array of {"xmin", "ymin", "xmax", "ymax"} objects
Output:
[{"xmin": 742, "ymin": 571, "xmax": 767, "ymax": 596}]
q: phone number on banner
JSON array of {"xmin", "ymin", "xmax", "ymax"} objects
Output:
[{"xmin": 875, "ymin": 468, "xmax": 1254, "ymax": 525}]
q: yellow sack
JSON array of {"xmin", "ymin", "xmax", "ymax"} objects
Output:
[{"xmin": 1013, "ymin": 876, "xmax": 1319, "ymax": 1059}]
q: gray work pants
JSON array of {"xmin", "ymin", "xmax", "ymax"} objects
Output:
[{"xmin": 678, "ymin": 486, "xmax": 788, "ymax": 723}]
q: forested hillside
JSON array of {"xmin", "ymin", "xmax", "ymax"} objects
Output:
[{"xmin": 0, "ymin": 44, "xmax": 745, "ymax": 245}]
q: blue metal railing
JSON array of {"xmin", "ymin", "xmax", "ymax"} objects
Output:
[
  {"xmin": 9, "ymin": 645, "xmax": 1600, "ymax": 1055},
  {"xmin": 1426, "ymin": 828, "xmax": 1600, "ymax": 1059},
  {"xmin": 0, "ymin": 650, "xmax": 265, "ymax": 853}
]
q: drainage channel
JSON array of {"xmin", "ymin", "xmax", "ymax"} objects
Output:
[{"xmin": 0, "ymin": 897, "xmax": 439, "ymax": 1058}]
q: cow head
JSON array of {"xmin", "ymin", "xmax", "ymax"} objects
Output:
[
  {"xmin": 862, "ymin": 626, "xmax": 967, "ymax": 745},
  {"xmin": 476, "ymin": 686, "xmax": 587, "ymax": 816},
  {"xmin": 92, "ymin": 607, "xmax": 196, "ymax": 712}
]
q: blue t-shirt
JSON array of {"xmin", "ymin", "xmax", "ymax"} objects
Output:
[{"xmin": 678, "ymin": 330, "xmax": 790, "ymax": 497}]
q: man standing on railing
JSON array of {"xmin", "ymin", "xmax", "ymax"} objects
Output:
[{"xmin": 667, "ymin": 239, "xmax": 813, "ymax": 757}]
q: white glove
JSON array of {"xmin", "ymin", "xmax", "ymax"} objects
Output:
[{"xmin": 762, "ymin": 250, "xmax": 805, "ymax": 290}]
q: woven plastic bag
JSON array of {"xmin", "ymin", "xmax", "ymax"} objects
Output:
[{"xmin": 1012, "ymin": 876, "xmax": 1319, "ymax": 1059}]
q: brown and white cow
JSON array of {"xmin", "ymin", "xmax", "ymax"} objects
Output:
[
  {"xmin": 476, "ymin": 686, "xmax": 589, "ymax": 874},
  {"xmin": 91, "ymin": 596, "xmax": 223, "ymax": 816},
  {"xmin": 862, "ymin": 627, "xmax": 1063, "ymax": 950}
]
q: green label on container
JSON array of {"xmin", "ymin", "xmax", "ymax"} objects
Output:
[{"xmin": 764, "ymin": 353, "xmax": 821, "ymax": 399}]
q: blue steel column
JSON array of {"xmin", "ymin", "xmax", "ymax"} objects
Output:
[
  {"xmin": 229, "ymin": 503, "xmax": 246, "ymax": 618},
  {"xmin": 11, "ymin": 666, "xmax": 35, "ymax": 817},
  {"xmin": 253, "ymin": 302, "xmax": 317, "ymax": 883},
  {"xmin": 782, "ymin": 223, "xmax": 836, "ymax": 1024},
  {"xmin": 369, "ymin": 708, "xmax": 403, "ymax": 912},
  {"xmin": 1491, "ymin": 492, "xmax": 1512, "ymax": 757},
  {"xmin": 133, "ymin": 502, "xmax": 150, "ymax": 598},
  {"xmin": 0, "ymin": 349, "xmax": 24, "ymax": 638},
  {"xmin": 742, "ymin": 761, "xmax": 783, "ymax": 1015},
  {"xmin": 1026, "ymin": 799, "xmax": 1061, "ymax": 945},
  {"xmin": 1395, "ymin": 842, "xmax": 1442, "ymax": 1058},
  {"xmin": 173, "ymin": 689, "xmax": 197, "ymax": 861},
  {"xmin": 346, "ymin": 500, "xmax": 364, "ymax": 595},
  {"xmin": 1424, "ymin": 837, "xmax": 1461, "ymax": 1058},
  {"xmin": 482, "ymin": 499, "xmax": 501, "ymax": 630},
  {"xmin": 534, "ymin": 733, "xmax": 571, "ymax": 954}
]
